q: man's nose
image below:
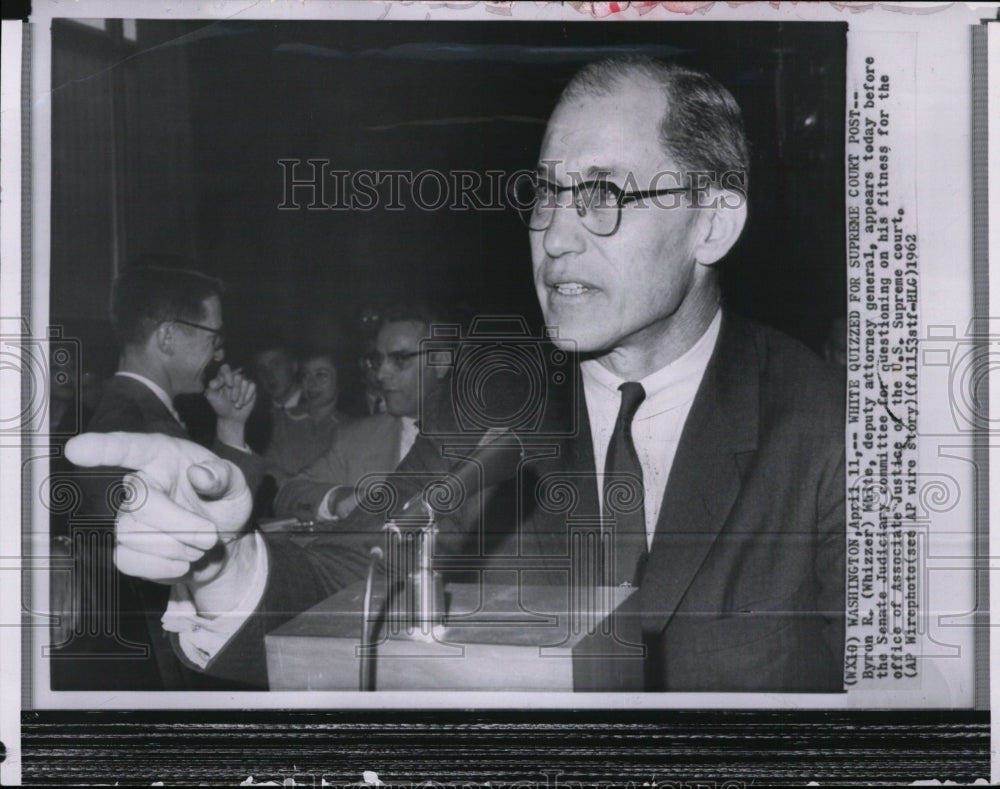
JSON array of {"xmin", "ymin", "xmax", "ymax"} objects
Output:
[
  {"xmin": 213, "ymin": 347, "xmax": 225, "ymax": 363},
  {"xmin": 541, "ymin": 203, "xmax": 587, "ymax": 258}
]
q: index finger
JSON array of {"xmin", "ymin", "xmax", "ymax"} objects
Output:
[{"xmin": 65, "ymin": 431, "xmax": 213, "ymax": 472}]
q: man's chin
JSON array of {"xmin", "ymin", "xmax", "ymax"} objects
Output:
[{"xmin": 543, "ymin": 320, "xmax": 609, "ymax": 356}]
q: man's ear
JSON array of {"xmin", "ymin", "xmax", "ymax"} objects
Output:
[
  {"xmin": 154, "ymin": 322, "xmax": 175, "ymax": 356},
  {"xmin": 693, "ymin": 186, "xmax": 748, "ymax": 266}
]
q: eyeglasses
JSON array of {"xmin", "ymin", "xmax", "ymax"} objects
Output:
[
  {"xmin": 360, "ymin": 349, "xmax": 426, "ymax": 372},
  {"xmin": 172, "ymin": 318, "xmax": 224, "ymax": 350},
  {"xmin": 509, "ymin": 175, "xmax": 691, "ymax": 237}
]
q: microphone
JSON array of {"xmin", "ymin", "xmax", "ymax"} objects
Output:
[
  {"xmin": 445, "ymin": 426, "xmax": 524, "ymax": 497},
  {"xmin": 396, "ymin": 427, "xmax": 524, "ymax": 517},
  {"xmin": 381, "ymin": 428, "xmax": 524, "ymax": 644}
]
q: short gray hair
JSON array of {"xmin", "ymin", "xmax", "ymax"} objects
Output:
[{"xmin": 560, "ymin": 57, "xmax": 749, "ymax": 192}]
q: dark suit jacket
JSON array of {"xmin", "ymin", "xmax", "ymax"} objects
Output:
[
  {"xmin": 273, "ymin": 413, "xmax": 402, "ymax": 518},
  {"xmin": 195, "ymin": 314, "xmax": 845, "ymax": 692},
  {"xmin": 513, "ymin": 314, "xmax": 844, "ymax": 692},
  {"xmin": 55, "ymin": 374, "xmax": 262, "ymax": 690}
]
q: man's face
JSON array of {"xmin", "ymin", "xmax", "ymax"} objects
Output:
[
  {"xmin": 254, "ymin": 348, "xmax": 298, "ymax": 403},
  {"xmin": 373, "ymin": 320, "xmax": 439, "ymax": 419},
  {"xmin": 171, "ymin": 295, "xmax": 224, "ymax": 395},
  {"xmin": 302, "ymin": 356, "xmax": 338, "ymax": 409},
  {"xmin": 530, "ymin": 81, "xmax": 712, "ymax": 360}
]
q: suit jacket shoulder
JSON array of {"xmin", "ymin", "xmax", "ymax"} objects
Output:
[
  {"xmin": 88, "ymin": 374, "xmax": 264, "ymax": 492},
  {"xmin": 746, "ymin": 319, "xmax": 843, "ymax": 433},
  {"xmin": 86, "ymin": 375, "xmax": 187, "ymax": 438},
  {"xmin": 637, "ymin": 312, "xmax": 846, "ymax": 692}
]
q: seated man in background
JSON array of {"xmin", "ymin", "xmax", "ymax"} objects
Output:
[
  {"xmin": 273, "ymin": 305, "xmax": 449, "ymax": 522},
  {"xmin": 57, "ymin": 263, "xmax": 260, "ymax": 690},
  {"xmin": 262, "ymin": 348, "xmax": 349, "ymax": 483}
]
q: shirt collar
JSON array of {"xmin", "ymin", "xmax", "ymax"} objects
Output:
[
  {"xmin": 579, "ymin": 308, "xmax": 722, "ymax": 419},
  {"xmin": 277, "ymin": 387, "xmax": 302, "ymax": 410},
  {"xmin": 115, "ymin": 371, "xmax": 185, "ymax": 426}
]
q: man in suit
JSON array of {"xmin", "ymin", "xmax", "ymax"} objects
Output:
[
  {"xmin": 273, "ymin": 308, "xmax": 449, "ymax": 520},
  {"xmin": 67, "ymin": 58, "xmax": 844, "ymax": 692},
  {"xmin": 56, "ymin": 264, "xmax": 262, "ymax": 690}
]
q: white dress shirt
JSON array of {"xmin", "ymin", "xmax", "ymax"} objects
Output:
[
  {"xmin": 396, "ymin": 415, "xmax": 419, "ymax": 464},
  {"xmin": 580, "ymin": 309, "xmax": 721, "ymax": 548},
  {"xmin": 162, "ymin": 531, "xmax": 269, "ymax": 669}
]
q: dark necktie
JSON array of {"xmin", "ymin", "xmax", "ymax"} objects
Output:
[{"xmin": 604, "ymin": 381, "xmax": 647, "ymax": 587}]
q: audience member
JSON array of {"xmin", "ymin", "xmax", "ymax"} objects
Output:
[
  {"xmin": 262, "ymin": 348, "xmax": 349, "ymax": 483},
  {"xmin": 273, "ymin": 305, "xmax": 447, "ymax": 521},
  {"xmin": 254, "ymin": 342, "xmax": 302, "ymax": 411}
]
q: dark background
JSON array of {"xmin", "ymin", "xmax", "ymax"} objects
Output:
[{"xmin": 51, "ymin": 19, "xmax": 846, "ymax": 375}]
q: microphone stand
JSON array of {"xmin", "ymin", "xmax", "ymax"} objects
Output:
[
  {"xmin": 385, "ymin": 498, "xmax": 442, "ymax": 644},
  {"xmin": 358, "ymin": 545, "xmax": 384, "ymax": 692},
  {"xmin": 358, "ymin": 498, "xmax": 441, "ymax": 691},
  {"xmin": 356, "ymin": 428, "xmax": 522, "ymax": 690}
]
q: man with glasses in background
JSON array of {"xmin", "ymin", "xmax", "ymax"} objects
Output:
[
  {"xmin": 273, "ymin": 305, "xmax": 450, "ymax": 521},
  {"xmin": 68, "ymin": 58, "xmax": 843, "ymax": 692},
  {"xmin": 56, "ymin": 263, "xmax": 262, "ymax": 690}
]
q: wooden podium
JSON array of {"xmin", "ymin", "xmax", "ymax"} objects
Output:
[{"xmin": 265, "ymin": 569, "xmax": 646, "ymax": 691}]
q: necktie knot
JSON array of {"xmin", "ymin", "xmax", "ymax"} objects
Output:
[{"xmin": 616, "ymin": 381, "xmax": 646, "ymax": 423}]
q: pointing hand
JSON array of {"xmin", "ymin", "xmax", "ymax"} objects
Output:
[{"xmin": 65, "ymin": 431, "xmax": 253, "ymax": 589}]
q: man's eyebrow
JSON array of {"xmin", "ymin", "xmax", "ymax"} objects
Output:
[{"xmin": 533, "ymin": 164, "xmax": 619, "ymax": 182}]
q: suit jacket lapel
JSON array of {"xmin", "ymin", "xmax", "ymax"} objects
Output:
[{"xmin": 638, "ymin": 313, "xmax": 760, "ymax": 635}]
